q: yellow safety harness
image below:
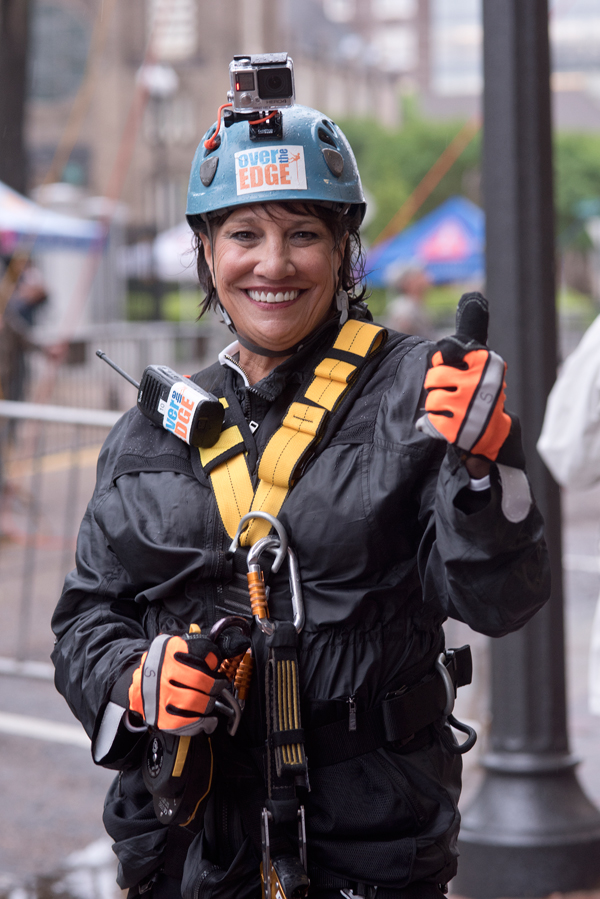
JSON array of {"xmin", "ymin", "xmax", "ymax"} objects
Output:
[{"xmin": 199, "ymin": 319, "xmax": 386, "ymax": 546}]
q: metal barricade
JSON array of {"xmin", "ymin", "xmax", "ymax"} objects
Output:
[{"xmin": 0, "ymin": 400, "xmax": 121, "ymax": 676}]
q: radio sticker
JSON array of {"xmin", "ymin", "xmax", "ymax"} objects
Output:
[{"xmin": 163, "ymin": 381, "xmax": 199, "ymax": 444}]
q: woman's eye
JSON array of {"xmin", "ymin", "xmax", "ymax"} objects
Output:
[
  {"xmin": 293, "ymin": 231, "xmax": 319, "ymax": 241},
  {"xmin": 230, "ymin": 230, "xmax": 257, "ymax": 242}
]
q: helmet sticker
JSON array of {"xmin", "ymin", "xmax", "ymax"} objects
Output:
[{"xmin": 234, "ymin": 145, "xmax": 307, "ymax": 195}]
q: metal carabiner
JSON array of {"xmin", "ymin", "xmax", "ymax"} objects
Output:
[
  {"xmin": 247, "ymin": 536, "xmax": 279, "ymax": 635},
  {"xmin": 435, "ymin": 652, "xmax": 456, "ymax": 718},
  {"xmin": 287, "ymin": 545, "xmax": 304, "ymax": 633},
  {"xmin": 208, "ymin": 616, "xmax": 251, "ymax": 736},
  {"xmin": 214, "ymin": 688, "xmax": 242, "ymax": 736},
  {"xmin": 247, "ymin": 537, "xmax": 305, "ymax": 635},
  {"xmin": 436, "ymin": 651, "xmax": 478, "ymax": 754},
  {"xmin": 229, "ymin": 511, "xmax": 288, "ymax": 567},
  {"xmin": 235, "ymin": 514, "xmax": 305, "ymax": 635}
]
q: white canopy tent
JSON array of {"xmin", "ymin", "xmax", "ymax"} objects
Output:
[
  {"xmin": 0, "ymin": 182, "xmax": 126, "ymax": 335},
  {"xmin": 0, "ymin": 180, "xmax": 103, "ymax": 250}
]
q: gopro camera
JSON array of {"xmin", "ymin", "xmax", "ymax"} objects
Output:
[{"xmin": 228, "ymin": 53, "xmax": 295, "ymax": 113}]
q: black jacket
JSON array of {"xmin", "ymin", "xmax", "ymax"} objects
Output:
[{"xmin": 51, "ymin": 319, "xmax": 550, "ymax": 896}]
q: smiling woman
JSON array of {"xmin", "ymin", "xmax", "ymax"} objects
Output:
[{"xmin": 51, "ymin": 65, "xmax": 550, "ymax": 899}]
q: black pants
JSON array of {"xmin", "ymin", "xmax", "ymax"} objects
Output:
[{"xmin": 144, "ymin": 874, "xmax": 446, "ymax": 899}]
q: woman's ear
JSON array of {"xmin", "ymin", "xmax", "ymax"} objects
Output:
[
  {"xmin": 339, "ymin": 232, "xmax": 349, "ymax": 258},
  {"xmin": 199, "ymin": 232, "xmax": 215, "ymax": 281}
]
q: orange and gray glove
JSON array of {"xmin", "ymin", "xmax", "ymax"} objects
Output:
[
  {"xmin": 416, "ymin": 292, "xmax": 511, "ymax": 461},
  {"xmin": 128, "ymin": 632, "xmax": 229, "ymax": 736}
]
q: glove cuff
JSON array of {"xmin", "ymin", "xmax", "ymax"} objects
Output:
[
  {"xmin": 112, "ymin": 661, "xmax": 142, "ymax": 710},
  {"xmin": 494, "ymin": 413, "xmax": 526, "ymax": 470}
]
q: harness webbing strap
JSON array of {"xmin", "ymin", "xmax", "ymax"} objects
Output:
[
  {"xmin": 200, "ymin": 424, "xmax": 245, "ymax": 467},
  {"xmin": 200, "ymin": 320, "xmax": 386, "ymax": 546},
  {"xmin": 208, "ymin": 452, "xmax": 255, "ymax": 540},
  {"xmin": 257, "ymin": 403, "xmax": 327, "ymax": 488}
]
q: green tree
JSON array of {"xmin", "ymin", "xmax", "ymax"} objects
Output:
[
  {"xmin": 339, "ymin": 107, "xmax": 481, "ymax": 244},
  {"xmin": 342, "ymin": 105, "xmax": 600, "ymax": 252},
  {"xmin": 554, "ymin": 132, "xmax": 600, "ymax": 244}
]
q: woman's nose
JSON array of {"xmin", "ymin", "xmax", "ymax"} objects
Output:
[{"xmin": 253, "ymin": 236, "xmax": 295, "ymax": 279}]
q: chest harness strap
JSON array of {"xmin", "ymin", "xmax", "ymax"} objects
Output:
[{"xmin": 199, "ymin": 319, "xmax": 386, "ymax": 546}]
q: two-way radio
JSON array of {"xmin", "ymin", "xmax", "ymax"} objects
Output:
[{"xmin": 96, "ymin": 350, "xmax": 224, "ymax": 448}]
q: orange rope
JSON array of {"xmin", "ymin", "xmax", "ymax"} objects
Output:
[
  {"xmin": 248, "ymin": 110, "xmax": 279, "ymax": 125},
  {"xmin": 371, "ymin": 115, "xmax": 481, "ymax": 247},
  {"xmin": 204, "ymin": 103, "xmax": 233, "ymax": 150}
]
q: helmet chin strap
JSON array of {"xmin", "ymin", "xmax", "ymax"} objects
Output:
[
  {"xmin": 217, "ymin": 301, "xmax": 301, "ymax": 357},
  {"xmin": 217, "ymin": 300, "xmax": 341, "ymax": 357}
]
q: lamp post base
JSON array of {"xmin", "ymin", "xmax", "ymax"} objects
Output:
[{"xmin": 453, "ymin": 757, "xmax": 600, "ymax": 898}]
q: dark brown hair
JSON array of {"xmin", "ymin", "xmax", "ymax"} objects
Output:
[{"xmin": 187, "ymin": 201, "xmax": 368, "ymax": 318}]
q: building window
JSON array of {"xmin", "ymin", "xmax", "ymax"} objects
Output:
[
  {"xmin": 371, "ymin": 0, "xmax": 417, "ymax": 20},
  {"xmin": 28, "ymin": 5, "xmax": 91, "ymax": 102},
  {"xmin": 323, "ymin": 0, "xmax": 356, "ymax": 24},
  {"xmin": 372, "ymin": 25, "xmax": 417, "ymax": 72},
  {"xmin": 146, "ymin": 0, "xmax": 197, "ymax": 62}
]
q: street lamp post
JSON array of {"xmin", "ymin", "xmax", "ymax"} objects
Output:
[{"xmin": 453, "ymin": 2, "xmax": 600, "ymax": 897}]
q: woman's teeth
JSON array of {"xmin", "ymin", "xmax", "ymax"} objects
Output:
[{"xmin": 248, "ymin": 290, "xmax": 300, "ymax": 304}]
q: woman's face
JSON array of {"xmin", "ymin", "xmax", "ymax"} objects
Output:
[{"xmin": 200, "ymin": 204, "xmax": 347, "ymax": 352}]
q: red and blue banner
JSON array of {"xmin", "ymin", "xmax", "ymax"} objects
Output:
[{"xmin": 366, "ymin": 196, "xmax": 485, "ymax": 287}]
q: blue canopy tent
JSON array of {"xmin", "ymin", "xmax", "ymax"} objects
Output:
[{"xmin": 366, "ymin": 196, "xmax": 485, "ymax": 287}]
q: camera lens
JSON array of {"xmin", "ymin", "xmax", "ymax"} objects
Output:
[
  {"xmin": 266, "ymin": 74, "xmax": 283, "ymax": 91},
  {"xmin": 257, "ymin": 66, "xmax": 293, "ymax": 100}
]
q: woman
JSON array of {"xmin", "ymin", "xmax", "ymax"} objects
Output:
[{"xmin": 52, "ymin": 101, "xmax": 549, "ymax": 899}]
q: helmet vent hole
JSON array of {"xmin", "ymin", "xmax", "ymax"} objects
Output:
[
  {"xmin": 321, "ymin": 119, "xmax": 335, "ymax": 133},
  {"xmin": 318, "ymin": 127, "xmax": 337, "ymax": 148}
]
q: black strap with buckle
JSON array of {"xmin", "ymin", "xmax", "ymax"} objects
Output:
[{"xmin": 304, "ymin": 646, "xmax": 474, "ymax": 769}]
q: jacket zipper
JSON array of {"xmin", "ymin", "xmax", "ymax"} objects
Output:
[
  {"xmin": 193, "ymin": 867, "xmax": 214, "ymax": 899},
  {"xmin": 223, "ymin": 353, "xmax": 261, "ymax": 430},
  {"xmin": 376, "ymin": 751, "xmax": 430, "ymax": 826},
  {"xmin": 347, "ymin": 694, "xmax": 357, "ymax": 732}
]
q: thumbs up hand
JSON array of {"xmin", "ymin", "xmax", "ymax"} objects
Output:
[{"xmin": 416, "ymin": 292, "xmax": 511, "ymax": 462}]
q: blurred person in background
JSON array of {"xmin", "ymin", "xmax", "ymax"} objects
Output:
[
  {"xmin": 538, "ymin": 312, "xmax": 600, "ymax": 717},
  {"xmin": 0, "ymin": 253, "xmax": 52, "ymax": 527},
  {"xmin": 0, "ymin": 252, "xmax": 51, "ymax": 406},
  {"xmin": 385, "ymin": 264, "xmax": 435, "ymax": 339}
]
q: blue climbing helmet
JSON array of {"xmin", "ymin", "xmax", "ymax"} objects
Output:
[{"xmin": 186, "ymin": 103, "xmax": 366, "ymax": 222}]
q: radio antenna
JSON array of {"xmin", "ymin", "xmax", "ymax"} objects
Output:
[{"xmin": 96, "ymin": 349, "xmax": 140, "ymax": 389}]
